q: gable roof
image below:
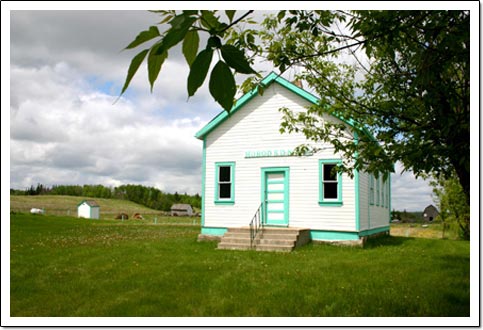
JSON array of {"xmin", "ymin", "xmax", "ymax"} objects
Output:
[
  {"xmin": 423, "ymin": 204, "xmax": 439, "ymax": 213},
  {"xmin": 195, "ymin": 72, "xmax": 319, "ymax": 140},
  {"xmin": 77, "ymin": 200, "xmax": 99, "ymax": 208},
  {"xmin": 195, "ymin": 71, "xmax": 375, "ymax": 141}
]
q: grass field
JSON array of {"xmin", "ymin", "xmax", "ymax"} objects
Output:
[
  {"xmin": 390, "ymin": 222, "xmax": 461, "ymax": 240},
  {"xmin": 10, "ymin": 213, "xmax": 470, "ymax": 317},
  {"xmin": 10, "ymin": 195, "xmax": 200, "ymax": 225}
]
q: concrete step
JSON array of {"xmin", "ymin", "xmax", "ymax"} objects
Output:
[
  {"xmin": 217, "ymin": 227, "xmax": 310, "ymax": 252},
  {"xmin": 220, "ymin": 237, "xmax": 254, "ymax": 244},
  {"xmin": 260, "ymin": 233, "xmax": 299, "ymax": 240},
  {"xmin": 259, "ymin": 238, "xmax": 296, "ymax": 246}
]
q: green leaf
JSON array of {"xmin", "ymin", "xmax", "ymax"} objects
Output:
[
  {"xmin": 125, "ymin": 26, "xmax": 160, "ymax": 49},
  {"xmin": 120, "ymin": 49, "xmax": 149, "ymax": 95},
  {"xmin": 220, "ymin": 45, "xmax": 256, "ymax": 74},
  {"xmin": 147, "ymin": 44, "xmax": 168, "ymax": 92},
  {"xmin": 225, "ymin": 10, "xmax": 236, "ymax": 22},
  {"xmin": 155, "ymin": 15, "xmax": 196, "ymax": 55},
  {"xmin": 158, "ymin": 14, "xmax": 173, "ymax": 25},
  {"xmin": 209, "ymin": 61, "xmax": 236, "ymax": 111},
  {"xmin": 182, "ymin": 30, "xmax": 199, "ymax": 66},
  {"xmin": 182, "ymin": 10, "xmax": 198, "ymax": 16},
  {"xmin": 207, "ymin": 36, "xmax": 222, "ymax": 49},
  {"xmin": 187, "ymin": 49, "xmax": 213, "ymax": 97},
  {"xmin": 200, "ymin": 11, "xmax": 220, "ymax": 30}
]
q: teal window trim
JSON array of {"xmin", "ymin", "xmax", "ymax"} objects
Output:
[
  {"xmin": 319, "ymin": 159, "xmax": 343, "ymax": 206},
  {"xmin": 201, "ymin": 138, "xmax": 206, "ymax": 226},
  {"xmin": 369, "ymin": 174, "xmax": 374, "ymax": 205},
  {"xmin": 214, "ymin": 162, "xmax": 235, "ymax": 205}
]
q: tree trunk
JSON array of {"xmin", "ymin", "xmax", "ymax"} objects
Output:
[{"xmin": 452, "ymin": 159, "xmax": 470, "ymax": 240}]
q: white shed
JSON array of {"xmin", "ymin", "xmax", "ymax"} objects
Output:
[
  {"xmin": 171, "ymin": 204, "xmax": 193, "ymax": 216},
  {"xmin": 195, "ymin": 72, "xmax": 391, "ymax": 245},
  {"xmin": 77, "ymin": 200, "xmax": 100, "ymax": 219}
]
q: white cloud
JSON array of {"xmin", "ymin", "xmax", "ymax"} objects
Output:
[
  {"xmin": 390, "ymin": 162, "xmax": 434, "ymax": 212},
  {"xmin": 7, "ymin": 9, "xmax": 439, "ymax": 211},
  {"xmin": 10, "ymin": 62, "xmax": 204, "ymax": 194}
]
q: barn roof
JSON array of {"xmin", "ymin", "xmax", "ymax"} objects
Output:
[
  {"xmin": 194, "ymin": 71, "xmax": 376, "ymax": 142},
  {"xmin": 77, "ymin": 200, "xmax": 100, "ymax": 207},
  {"xmin": 171, "ymin": 204, "xmax": 192, "ymax": 210},
  {"xmin": 423, "ymin": 204, "xmax": 439, "ymax": 213}
]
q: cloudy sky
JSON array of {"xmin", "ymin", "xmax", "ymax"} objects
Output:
[{"xmin": 5, "ymin": 5, "xmax": 448, "ymax": 212}]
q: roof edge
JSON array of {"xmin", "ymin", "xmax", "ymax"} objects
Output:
[
  {"xmin": 195, "ymin": 72, "xmax": 322, "ymax": 139},
  {"xmin": 194, "ymin": 71, "xmax": 376, "ymax": 144}
]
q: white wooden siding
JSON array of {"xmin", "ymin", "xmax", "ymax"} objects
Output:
[
  {"xmin": 78, "ymin": 204, "xmax": 90, "ymax": 218},
  {"xmin": 78, "ymin": 203, "xmax": 99, "ymax": 219},
  {"xmin": 358, "ymin": 172, "xmax": 390, "ymax": 231},
  {"xmin": 358, "ymin": 171, "xmax": 370, "ymax": 231},
  {"xmin": 204, "ymin": 83, "xmax": 357, "ymax": 231}
]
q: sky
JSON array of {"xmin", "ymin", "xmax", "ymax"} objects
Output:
[
  {"xmin": 4, "ymin": 4, "xmax": 471, "ymax": 212},
  {"xmin": 2, "ymin": 2, "xmax": 479, "ymax": 327}
]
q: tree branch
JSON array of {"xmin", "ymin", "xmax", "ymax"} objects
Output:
[{"xmin": 220, "ymin": 10, "xmax": 254, "ymax": 34}]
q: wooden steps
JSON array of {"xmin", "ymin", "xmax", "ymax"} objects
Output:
[{"xmin": 217, "ymin": 227, "xmax": 310, "ymax": 252}]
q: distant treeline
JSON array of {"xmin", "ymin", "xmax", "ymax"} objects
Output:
[{"xmin": 10, "ymin": 183, "xmax": 201, "ymax": 212}]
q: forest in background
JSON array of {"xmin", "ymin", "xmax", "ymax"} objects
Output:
[{"xmin": 10, "ymin": 183, "xmax": 201, "ymax": 212}]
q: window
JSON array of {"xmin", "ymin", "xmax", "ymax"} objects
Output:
[
  {"xmin": 215, "ymin": 162, "xmax": 235, "ymax": 204},
  {"xmin": 376, "ymin": 175, "xmax": 380, "ymax": 206},
  {"xmin": 381, "ymin": 178, "xmax": 385, "ymax": 207},
  {"xmin": 369, "ymin": 174, "xmax": 374, "ymax": 205},
  {"xmin": 319, "ymin": 159, "xmax": 342, "ymax": 206}
]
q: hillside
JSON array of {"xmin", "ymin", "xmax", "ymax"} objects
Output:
[{"xmin": 10, "ymin": 195, "xmax": 167, "ymax": 220}]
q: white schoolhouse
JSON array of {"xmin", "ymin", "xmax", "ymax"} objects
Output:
[{"xmin": 196, "ymin": 72, "xmax": 390, "ymax": 249}]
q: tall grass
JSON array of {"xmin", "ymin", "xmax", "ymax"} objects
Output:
[{"xmin": 10, "ymin": 214, "xmax": 469, "ymax": 317}]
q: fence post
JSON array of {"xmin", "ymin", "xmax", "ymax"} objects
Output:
[{"xmin": 154, "ymin": 216, "xmax": 157, "ymax": 224}]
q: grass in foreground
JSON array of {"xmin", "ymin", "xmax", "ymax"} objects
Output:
[{"xmin": 10, "ymin": 214, "xmax": 470, "ymax": 317}]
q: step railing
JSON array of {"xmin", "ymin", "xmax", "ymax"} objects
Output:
[{"xmin": 249, "ymin": 202, "xmax": 264, "ymax": 249}]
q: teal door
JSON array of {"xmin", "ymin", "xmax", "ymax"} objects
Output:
[{"xmin": 262, "ymin": 168, "xmax": 289, "ymax": 226}]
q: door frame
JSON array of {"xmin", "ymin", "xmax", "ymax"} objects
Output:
[{"xmin": 261, "ymin": 167, "xmax": 290, "ymax": 227}]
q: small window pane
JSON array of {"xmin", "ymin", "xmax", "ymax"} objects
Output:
[
  {"xmin": 219, "ymin": 183, "xmax": 231, "ymax": 198},
  {"xmin": 219, "ymin": 166, "xmax": 231, "ymax": 182},
  {"xmin": 324, "ymin": 164, "xmax": 337, "ymax": 181},
  {"xmin": 324, "ymin": 182, "xmax": 338, "ymax": 199}
]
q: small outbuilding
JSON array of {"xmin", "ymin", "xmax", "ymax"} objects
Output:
[
  {"xmin": 171, "ymin": 204, "xmax": 193, "ymax": 216},
  {"xmin": 77, "ymin": 200, "xmax": 100, "ymax": 219},
  {"xmin": 423, "ymin": 204, "xmax": 439, "ymax": 222}
]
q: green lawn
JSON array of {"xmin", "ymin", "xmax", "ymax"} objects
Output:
[{"xmin": 10, "ymin": 213, "xmax": 470, "ymax": 317}]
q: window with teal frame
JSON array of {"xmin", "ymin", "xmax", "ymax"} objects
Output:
[
  {"xmin": 319, "ymin": 159, "xmax": 343, "ymax": 206},
  {"xmin": 215, "ymin": 162, "xmax": 235, "ymax": 204},
  {"xmin": 369, "ymin": 174, "xmax": 374, "ymax": 205}
]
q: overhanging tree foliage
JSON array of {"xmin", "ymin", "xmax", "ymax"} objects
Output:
[
  {"xmin": 121, "ymin": 10, "xmax": 470, "ymax": 210},
  {"xmin": 431, "ymin": 175, "xmax": 470, "ymax": 240}
]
